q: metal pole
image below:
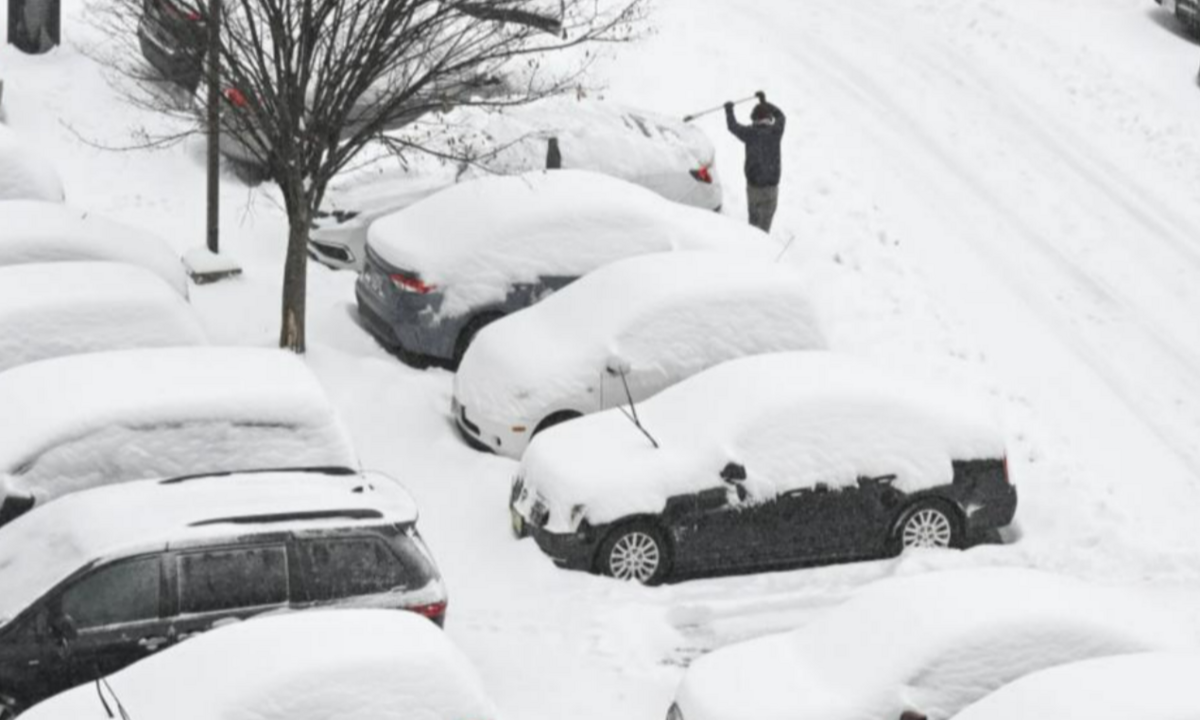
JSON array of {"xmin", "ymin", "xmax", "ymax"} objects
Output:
[{"xmin": 205, "ymin": 0, "xmax": 221, "ymax": 253}]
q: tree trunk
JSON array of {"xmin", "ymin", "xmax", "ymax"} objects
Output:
[{"xmin": 279, "ymin": 203, "xmax": 310, "ymax": 353}]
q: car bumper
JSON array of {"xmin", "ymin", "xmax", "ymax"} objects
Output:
[
  {"xmin": 963, "ymin": 483, "xmax": 1018, "ymax": 539},
  {"xmin": 354, "ymin": 276, "xmax": 459, "ymax": 363},
  {"xmin": 309, "ymin": 223, "xmax": 369, "ymax": 271},
  {"xmin": 451, "ymin": 397, "xmax": 530, "ymax": 458},
  {"xmin": 511, "ymin": 510, "xmax": 596, "ymax": 572}
]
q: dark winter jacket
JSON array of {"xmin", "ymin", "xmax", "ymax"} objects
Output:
[{"xmin": 726, "ymin": 102, "xmax": 786, "ymax": 188}]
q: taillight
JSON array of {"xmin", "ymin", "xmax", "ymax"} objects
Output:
[
  {"xmin": 164, "ymin": 0, "xmax": 202, "ymax": 21},
  {"xmin": 407, "ymin": 600, "xmax": 447, "ymax": 626},
  {"xmin": 690, "ymin": 166, "xmax": 713, "ymax": 184},
  {"xmin": 224, "ymin": 88, "xmax": 249, "ymax": 108},
  {"xmin": 390, "ymin": 274, "xmax": 436, "ymax": 294}
]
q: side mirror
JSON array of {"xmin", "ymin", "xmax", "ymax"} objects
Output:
[
  {"xmin": 604, "ymin": 354, "xmax": 632, "ymax": 377},
  {"xmin": 50, "ymin": 613, "xmax": 79, "ymax": 645},
  {"xmin": 719, "ymin": 462, "xmax": 747, "ymax": 484}
]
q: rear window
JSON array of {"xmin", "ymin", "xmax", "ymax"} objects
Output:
[
  {"xmin": 177, "ymin": 545, "xmax": 289, "ymax": 614},
  {"xmin": 296, "ymin": 530, "xmax": 437, "ymax": 602}
]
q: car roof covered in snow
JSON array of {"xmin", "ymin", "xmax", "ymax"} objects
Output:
[
  {"xmin": 518, "ymin": 352, "xmax": 1004, "ymax": 531},
  {"xmin": 367, "ymin": 170, "xmax": 774, "ymax": 318},
  {"xmin": 673, "ymin": 568, "xmax": 1194, "ymax": 720},
  {"xmin": 0, "ymin": 347, "xmax": 357, "ymax": 496},
  {"xmin": 0, "ymin": 125, "xmax": 64, "ymax": 202},
  {"xmin": 19, "ymin": 609, "xmax": 497, "ymax": 720},
  {"xmin": 456, "ymin": 252, "xmax": 827, "ymax": 423},
  {"xmin": 0, "ymin": 261, "xmax": 206, "ymax": 373},
  {"xmin": 0, "ymin": 200, "xmax": 188, "ymax": 296},
  {"xmin": 0, "ymin": 470, "xmax": 416, "ymax": 627},
  {"xmin": 952, "ymin": 651, "xmax": 1200, "ymax": 720}
]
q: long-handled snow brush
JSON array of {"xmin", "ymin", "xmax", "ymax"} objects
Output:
[{"xmin": 683, "ymin": 95, "xmax": 757, "ymax": 123}]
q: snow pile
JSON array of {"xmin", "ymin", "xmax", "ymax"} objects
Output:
[
  {"xmin": 20, "ymin": 609, "xmax": 498, "ymax": 720},
  {"xmin": 0, "ymin": 200, "xmax": 188, "ymax": 296},
  {"xmin": 0, "ymin": 471, "xmax": 417, "ymax": 629},
  {"xmin": 0, "ymin": 262, "xmax": 206, "ymax": 373},
  {"xmin": 518, "ymin": 352, "xmax": 1003, "ymax": 531},
  {"xmin": 456, "ymin": 252, "xmax": 826, "ymax": 428},
  {"xmin": 0, "ymin": 124, "xmax": 64, "ymax": 202},
  {"xmin": 367, "ymin": 170, "xmax": 773, "ymax": 317},
  {"xmin": 673, "ymin": 568, "xmax": 1196, "ymax": 720},
  {"xmin": 0, "ymin": 347, "xmax": 358, "ymax": 502},
  {"xmin": 954, "ymin": 651, "xmax": 1200, "ymax": 720}
]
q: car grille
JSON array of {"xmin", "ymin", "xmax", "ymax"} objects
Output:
[{"xmin": 310, "ymin": 239, "xmax": 353, "ymax": 264}]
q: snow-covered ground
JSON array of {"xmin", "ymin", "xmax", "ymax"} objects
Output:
[{"xmin": 5, "ymin": 1, "xmax": 1200, "ymax": 718}]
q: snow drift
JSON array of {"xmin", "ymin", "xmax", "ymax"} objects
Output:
[{"xmin": 0, "ymin": 124, "xmax": 63, "ymax": 202}]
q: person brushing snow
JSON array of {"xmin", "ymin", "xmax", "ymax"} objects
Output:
[{"xmin": 725, "ymin": 91, "xmax": 786, "ymax": 232}]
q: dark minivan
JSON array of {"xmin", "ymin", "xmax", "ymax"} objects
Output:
[{"xmin": 0, "ymin": 468, "xmax": 445, "ymax": 716}]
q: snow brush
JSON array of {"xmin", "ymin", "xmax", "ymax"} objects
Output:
[{"xmin": 683, "ymin": 95, "xmax": 757, "ymax": 123}]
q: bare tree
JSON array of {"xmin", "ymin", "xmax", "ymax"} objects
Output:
[{"xmin": 89, "ymin": 0, "xmax": 645, "ymax": 351}]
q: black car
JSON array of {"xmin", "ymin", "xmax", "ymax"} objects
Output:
[
  {"xmin": 510, "ymin": 353, "xmax": 1019, "ymax": 584},
  {"xmin": 0, "ymin": 468, "xmax": 445, "ymax": 716},
  {"xmin": 1156, "ymin": 0, "xmax": 1200, "ymax": 35}
]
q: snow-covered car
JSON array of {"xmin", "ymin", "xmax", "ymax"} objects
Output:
[
  {"xmin": 0, "ymin": 125, "xmax": 64, "ymax": 202},
  {"xmin": 0, "ymin": 262, "xmax": 206, "ymax": 373},
  {"xmin": 0, "ymin": 200, "xmax": 188, "ymax": 296},
  {"xmin": 953, "ymin": 652, "xmax": 1200, "ymax": 720},
  {"xmin": 357, "ymin": 170, "xmax": 773, "ymax": 369},
  {"xmin": 313, "ymin": 98, "xmax": 724, "ymax": 270},
  {"xmin": 0, "ymin": 469, "xmax": 448, "ymax": 715},
  {"xmin": 0, "ymin": 346, "xmax": 357, "ymax": 524},
  {"xmin": 16, "ymin": 609, "xmax": 494, "ymax": 720},
  {"xmin": 511, "ymin": 352, "xmax": 1016, "ymax": 584},
  {"xmin": 1156, "ymin": 0, "xmax": 1200, "ymax": 36},
  {"xmin": 453, "ymin": 253, "xmax": 826, "ymax": 458},
  {"xmin": 667, "ymin": 568, "xmax": 1192, "ymax": 720}
]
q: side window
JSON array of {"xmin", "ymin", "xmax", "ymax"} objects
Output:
[
  {"xmin": 296, "ymin": 538, "xmax": 409, "ymax": 602},
  {"xmin": 61, "ymin": 557, "xmax": 161, "ymax": 630},
  {"xmin": 177, "ymin": 546, "xmax": 288, "ymax": 614}
]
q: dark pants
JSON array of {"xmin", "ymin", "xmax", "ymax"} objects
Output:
[{"xmin": 747, "ymin": 184, "xmax": 779, "ymax": 232}]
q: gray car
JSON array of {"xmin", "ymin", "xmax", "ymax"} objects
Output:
[{"xmin": 354, "ymin": 170, "xmax": 772, "ymax": 369}]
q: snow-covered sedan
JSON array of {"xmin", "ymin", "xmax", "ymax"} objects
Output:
[
  {"xmin": 0, "ymin": 262, "xmax": 206, "ymax": 373},
  {"xmin": 0, "ymin": 200, "xmax": 189, "ymax": 296},
  {"xmin": 667, "ymin": 568, "xmax": 1191, "ymax": 720},
  {"xmin": 510, "ymin": 352, "xmax": 1016, "ymax": 584},
  {"xmin": 454, "ymin": 252, "xmax": 826, "ymax": 458},
  {"xmin": 356, "ymin": 170, "xmax": 773, "ymax": 369},
  {"xmin": 953, "ymin": 652, "xmax": 1200, "ymax": 720},
  {"xmin": 18, "ymin": 610, "xmax": 496, "ymax": 720},
  {"xmin": 0, "ymin": 347, "xmax": 357, "ymax": 525},
  {"xmin": 312, "ymin": 98, "xmax": 724, "ymax": 270}
]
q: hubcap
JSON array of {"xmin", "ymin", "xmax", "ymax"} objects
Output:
[
  {"xmin": 609, "ymin": 531, "xmax": 661, "ymax": 582},
  {"xmin": 902, "ymin": 507, "xmax": 953, "ymax": 548}
]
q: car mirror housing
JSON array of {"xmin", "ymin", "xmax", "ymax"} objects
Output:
[
  {"xmin": 604, "ymin": 354, "xmax": 632, "ymax": 377},
  {"xmin": 50, "ymin": 612, "xmax": 79, "ymax": 644},
  {"xmin": 719, "ymin": 462, "xmax": 747, "ymax": 484}
]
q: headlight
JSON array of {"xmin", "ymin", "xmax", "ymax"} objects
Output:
[{"xmin": 665, "ymin": 702, "xmax": 684, "ymax": 720}]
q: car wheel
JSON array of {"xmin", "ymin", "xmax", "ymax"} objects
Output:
[
  {"xmin": 532, "ymin": 410, "xmax": 582, "ymax": 438},
  {"xmin": 451, "ymin": 312, "xmax": 504, "ymax": 369},
  {"xmin": 895, "ymin": 501, "xmax": 961, "ymax": 551},
  {"xmin": 598, "ymin": 523, "xmax": 671, "ymax": 585}
]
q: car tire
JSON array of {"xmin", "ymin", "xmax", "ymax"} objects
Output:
[
  {"xmin": 597, "ymin": 522, "xmax": 672, "ymax": 585},
  {"xmin": 451, "ymin": 312, "xmax": 504, "ymax": 369},
  {"xmin": 532, "ymin": 410, "xmax": 583, "ymax": 438},
  {"xmin": 892, "ymin": 500, "xmax": 962, "ymax": 553}
]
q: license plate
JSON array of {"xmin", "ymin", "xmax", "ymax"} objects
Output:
[{"xmin": 510, "ymin": 509, "xmax": 526, "ymax": 539}]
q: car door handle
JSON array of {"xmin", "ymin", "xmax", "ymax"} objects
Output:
[{"xmin": 137, "ymin": 636, "xmax": 170, "ymax": 651}]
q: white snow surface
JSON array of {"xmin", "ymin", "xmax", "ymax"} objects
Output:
[
  {"xmin": 518, "ymin": 352, "xmax": 1004, "ymax": 531},
  {"xmin": 455, "ymin": 252, "xmax": 826, "ymax": 434},
  {"xmin": 0, "ymin": 261, "xmax": 206, "ymax": 373},
  {"xmin": 366, "ymin": 170, "xmax": 773, "ymax": 317},
  {"xmin": 672, "ymin": 568, "xmax": 1196, "ymax": 720},
  {"xmin": 953, "ymin": 651, "xmax": 1200, "ymax": 720},
  {"xmin": 0, "ymin": 200, "xmax": 188, "ymax": 296},
  {"xmin": 19, "ymin": 609, "xmax": 499, "ymax": 720},
  {"xmin": 0, "ymin": 347, "xmax": 357, "ymax": 502},
  {"xmin": 0, "ymin": 125, "xmax": 63, "ymax": 202},
  {"xmin": 0, "ymin": 470, "xmax": 417, "ymax": 629}
]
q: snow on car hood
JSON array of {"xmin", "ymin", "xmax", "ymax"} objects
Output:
[
  {"xmin": 0, "ymin": 200, "xmax": 189, "ymax": 296},
  {"xmin": 0, "ymin": 262, "xmax": 206, "ymax": 373},
  {"xmin": 366, "ymin": 170, "xmax": 773, "ymax": 318},
  {"xmin": 455, "ymin": 252, "xmax": 825, "ymax": 425},
  {"xmin": 18, "ymin": 609, "xmax": 498, "ymax": 720},
  {"xmin": 517, "ymin": 352, "xmax": 1004, "ymax": 532},
  {"xmin": 673, "ymin": 568, "xmax": 1195, "ymax": 720},
  {"xmin": 0, "ymin": 123, "xmax": 64, "ymax": 202}
]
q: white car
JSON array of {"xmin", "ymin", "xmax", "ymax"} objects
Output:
[
  {"xmin": 0, "ymin": 201, "xmax": 188, "ymax": 296},
  {"xmin": 0, "ymin": 346, "xmax": 357, "ymax": 523},
  {"xmin": 667, "ymin": 568, "xmax": 1190, "ymax": 720},
  {"xmin": 0, "ymin": 125, "xmax": 64, "ymax": 202},
  {"xmin": 19, "ymin": 609, "xmax": 498, "ymax": 720},
  {"xmin": 454, "ymin": 252, "xmax": 826, "ymax": 458},
  {"xmin": 953, "ymin": 651, "xmax": 1200, "ymax": 720},
  {"xmin": 312, "ymin": 98, "xmax": 724, "ymax": 270},
  {"xmin": 0, "ymin": 262, "xmax": 206, "ymax": 373}
]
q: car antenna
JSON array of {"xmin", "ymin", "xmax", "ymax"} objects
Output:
[
  {"xmin": 611, "ymin": 364, "xmax": 659, "ymax": 450},
  {"xmin": 774, "ymin": 230, "xmax": 797, "ymax": 263},
  {"xmin": 94, "ymin": 676, "xmax": 131, "ymax": 720}
]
